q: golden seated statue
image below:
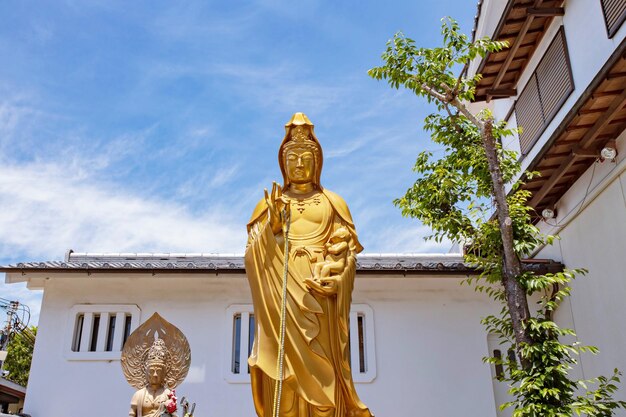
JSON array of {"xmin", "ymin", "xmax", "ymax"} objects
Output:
[{"xmin": 121, "ymin": 313, "xmax": 191, "ymax": 417}]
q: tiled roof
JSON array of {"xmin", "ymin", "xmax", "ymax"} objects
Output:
[{"xmin": 0, "ymin": 252, "xmax": 562, "ymax": 275}]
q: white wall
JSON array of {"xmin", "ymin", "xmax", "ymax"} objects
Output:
[
  {"xmin": 468, "ymin": 0, "xmax": 509, "ymax": 77},
  {"xmin": 23, "ymin": 272, "xmax": 505, "ymax": 417},
  {"xmin": 536, "ymin": 161, "xmax": 626, "ymax": 401}
]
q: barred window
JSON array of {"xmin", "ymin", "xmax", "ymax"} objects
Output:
[
  {"xmin": 487, "ymin": 334, "xmax": 518, "ymax": 417},
  {"xmin": 67, "ymin": 304, "xmax": 140, "ymax": 360},
  {"xmin": 225, "ymin": 304, "xmax": 376, "ymax": 383}
]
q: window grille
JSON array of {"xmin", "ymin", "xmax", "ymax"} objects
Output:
[
  {"xmin": 493, "ymin": 349, "xmax": 504, "ymax": 379},
  {"xmin": 66, "ymin": 304, "xmax": 140, "ymax": 360},
  {"xmin": 601, "ymin": 0, "xmax": 626, "ymax": 38},
  {"xmin": 487, "ymin": 334, "xmax": 515, "ymax": 417},
  {"xmin": 515, "ymin": 27, "xmax": 574, "ymax": 156},
  {"xmin": 225, "ymin": 304, "xmax": 376, "ymax": 383}
]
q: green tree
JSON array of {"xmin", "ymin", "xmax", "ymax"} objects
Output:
[
  {"xmin": 3, "ymin": 326, "xmax": 36, "ymax": 387},
  {"xmin": 369, "ymin": 18, "xmax": 625, "ymax": 417}
]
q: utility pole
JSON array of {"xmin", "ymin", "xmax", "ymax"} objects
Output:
[{"xmin": 0, "ymin": 301, "xmax": 19, "ymax": 373}]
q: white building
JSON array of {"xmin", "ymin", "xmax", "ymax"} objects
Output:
[
  {"xmin": 1, "ymin": 252, "xmax": 558, "ymax": 417},
  {"xmin": 469, "ymin": 0, "xmax": 626, "ymax": 415},
  {"xmin": 3, "ymin": 1, "xmax": 626, "ymax": 416}
]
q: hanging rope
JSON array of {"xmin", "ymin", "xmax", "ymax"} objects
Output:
[{"xmin": 272, "ymin": 206, "xmax": 290, "ymax": 417}]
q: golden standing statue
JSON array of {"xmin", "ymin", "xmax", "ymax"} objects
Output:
[
  {"xmin": 245, "ymin": 113, "xmax": 373, "ymax": 417},
  {"xmin": 121, "ymin": 313, "xmax": 191, "ymax": 417}
]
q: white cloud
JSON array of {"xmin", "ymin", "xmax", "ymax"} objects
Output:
[
  {"xmin": 368, "ymin": 223, "xmax": 454, "ymax": 254},
  {"xmin": 175, "ymin": 163, "xmax": 241, "ymax": 199},
  {"xmin": 0, "ymin": 127, "xmax": 246, "ymax": 324},
  {"xmin": 0, "ymin": 160, "xmax": 245, "ymax": 260},
  {"xmin": 208, "ymin": 62, "xmax": 350, "ymax": 115},
  {"xmin": 149, "ymin": 4, "xmax": 261, "ymax": 41}
]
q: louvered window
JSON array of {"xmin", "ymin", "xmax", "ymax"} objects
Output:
[
  {"xmin": 601, "ymin": 0, "xmax": 626, "ymax": 38},
  {"xmin": 516, "ymin": 76, "xmax": 544, "ymax": 154},
  {"xmin": 515, "ymin": 27, "xmax": 574, "ymax": 156}
]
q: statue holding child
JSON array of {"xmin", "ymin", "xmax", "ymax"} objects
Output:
[{"xmin": 245, "ymin": 113, "xmax": 373, "ymax": 417}]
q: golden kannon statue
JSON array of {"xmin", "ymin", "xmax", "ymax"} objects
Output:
[
  {"xmin": 121, "ymin": 313, "xmax": 191, "ymax": 417},
  {"xmin": 245, "ymin": 113, "xmax": 373, "ymax": 417}
]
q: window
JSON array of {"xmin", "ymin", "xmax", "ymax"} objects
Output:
[
  {"xmin": 515, "ymin": 27, "xmax": 574, "ymax": 156},
  {"xmin": 225, "ymin": 305, "xmax": 254, "ymax": 383},
  {"xmin": 601, "ymin": 0, "xmax": 626, "ymax": 38},
  {"xmin": 487, "ymin": 334, "xmax": 517, "ymax": 417},
  {"xmin": 349, "ymin": 305, "xmax": 376, "ymax": 382},
  {"xmin": 225, "ymin": 304, "xmax": 376, "ymax": 383},
  {"xmin": 230, "ymin": 311, "xmax": 255, "ymax": 375},
  {"xmin": 66, "ymin": 304, "xmax": 140, "ymax": 361}
]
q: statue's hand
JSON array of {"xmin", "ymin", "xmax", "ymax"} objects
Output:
[
  {"xmin": 264, "ymin": 182, "xmax": 288, "ymax": 235},
  {"xmin": 305, "ymin": 277, "xmax": 339, "ymax": 296}
]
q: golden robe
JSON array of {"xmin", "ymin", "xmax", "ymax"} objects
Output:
[{"xmin": 245, "ymin": 189, "xmax": 372, "ymax": 417}]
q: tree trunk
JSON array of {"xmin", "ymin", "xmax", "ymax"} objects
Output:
[{"xmin": 481, "ymin": 119, "xmax": 533, "ymax": 366}]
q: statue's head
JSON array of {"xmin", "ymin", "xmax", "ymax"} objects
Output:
[
  {"xmin": 145, "ymin": 337, "xmax": 169, "ymax": 387},
  {"xmin": 279, "ymin": 113, "xmax": 323, "ymax": 189},
  {"xmin": 147, "ymin": 363, "xmax": 166, "ymax": 386}
]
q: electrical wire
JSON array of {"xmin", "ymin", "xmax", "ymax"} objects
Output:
[
  {"xmin": 0, "ymin": 297, "xmax": 34, "ymax": 348},
  {"xmin": 542, "ymin": 159, "xmax": 599, "ymax": 228}
]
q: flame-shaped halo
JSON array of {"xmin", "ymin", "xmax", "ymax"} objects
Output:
[{"xmin": 120, "ymin": 312, "xmax": 191, "ymax": 390}]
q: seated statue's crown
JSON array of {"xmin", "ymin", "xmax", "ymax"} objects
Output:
[{"xmin": 146, "ymin": 337, "xmax": 169, "ymax": 367}]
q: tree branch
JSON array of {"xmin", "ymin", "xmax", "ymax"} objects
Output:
[
  {"xmin": 419, "ymin": 82, "xmax": 447, "ymax": 102},
  {"xmin": 444, "ymin": 103, "xmax": 463, "ymax": 134},
  {"xmin": 450, "ymin": 96, "xmax": 484, "ymax": 130},
  {"xmin": 419, "ymin": 81, "xmax": 485, "ymax": 130},
  {"xmin": 454, "ymin": 63, "xmax": 467, "ymax": 95}
]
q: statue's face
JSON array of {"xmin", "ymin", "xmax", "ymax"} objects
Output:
[
  {"xmin": 147, "ymin": 364, "xmax": 165, "ymax": 386},
  {"xmin": 285, "ymin": 148, "xmax": 315, "ymax": 185}
]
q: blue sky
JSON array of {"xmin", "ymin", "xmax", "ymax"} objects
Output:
[{"xmin": 0, "ymin": 1, "xmax": 477, "ymax": 323}]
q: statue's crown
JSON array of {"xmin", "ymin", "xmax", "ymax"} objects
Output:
[
  {"xmin": 285, "ymin": 112, "xmax": 313, "ymax": 129},
  {"xmin": 146, "ymin": 337, "xmax": 168, "ymax": 367},
  {"xmin": 290, "ymin": 125, "xmax": 312, "ymax": 143},
  {"xmin": 283, "ymin": 113, "xmax": 317, "ymax": 151}
]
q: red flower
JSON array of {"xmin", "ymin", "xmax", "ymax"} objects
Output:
[{"xmin": 166, "ymin": 399, "xmax": 177, "ymax": 414}]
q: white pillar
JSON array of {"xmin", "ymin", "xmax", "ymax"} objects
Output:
[
  {"xmin": 79, "ymin": 313, "xmax": 93, "ymax": 352},
  {"xmin": 95, "ymin": 312, "xmax": 109, "ymax": 352},
  {"xmin": 240, "ymin": 312, "xmax": 250, "ymax": 374},
  {"xmin": 113, "ymin": 312, "xmax": 126, "ymax": 351}
]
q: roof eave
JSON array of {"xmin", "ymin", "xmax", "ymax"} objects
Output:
[
  {"xmin": 472, "ymin": 0, "xmax": 565, "ymax": 103},
  {"xmin": 0, "ymin": 258, "xmax": 563, "ymax": 278}
]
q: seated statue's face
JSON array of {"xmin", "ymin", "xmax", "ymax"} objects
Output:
[
  {"xmin": 285, "ymin": 148, "xmax": 315, "ymax": 184},
  {"xmin": 147, "ymin": 364, "xmax": 166, "ymax": 386}
]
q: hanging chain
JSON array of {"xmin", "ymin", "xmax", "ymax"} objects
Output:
[{"xmin": 272, "ymin": 206, "xmax": 290, "ymax": 417}]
